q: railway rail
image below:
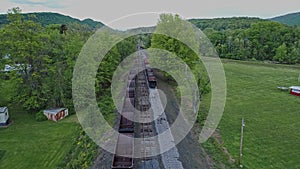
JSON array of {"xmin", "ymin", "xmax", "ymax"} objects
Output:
[{"xmin": 112, "ymin": 47, "xmax": 182, "ymax": 169}]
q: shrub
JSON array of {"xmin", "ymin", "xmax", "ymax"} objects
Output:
[{"xmin": 35, "ymin": 110, "xmax": 47, "ymax": 122}]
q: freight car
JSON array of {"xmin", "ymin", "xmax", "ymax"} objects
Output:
[
  {"xmin": 147, "ymin": 76, "xmax": 157, "ymax": 88},
  {"xmin": 143, "ymin": 59, "xmax": 157, "ymax": 89},
  {"xmin": 127, "ymin": 87, "xmax": 135, "ymax": 98},
  {"xmin": 112, "ymin": 63, "xmax": 137, "ymax": 169},
  {"xmin": 119, "ymin": 111, "xmax": 134, "ymax": 133},
  {"xmin": 111, "ymin": 133, "xmax": 134, "ymax": 169}
]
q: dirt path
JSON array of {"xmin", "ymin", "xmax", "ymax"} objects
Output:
[{"xmin": 157, "ymin": 77, "xmax": 213, "ymax": 169}]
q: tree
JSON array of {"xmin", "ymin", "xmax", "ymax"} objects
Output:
[
  {"xmin": 0, "ymin": 8, "xmax": 93, "ymax": 112},
  {"xmin": 273, "ymin": 43, "xmax": 287, "ymax": 63},
  {"xmin": 288, "ymin": 46, "xmax": 300, "ymax": 64},
  {"xmin": 151, "ymin": 14, "xmax": 210, "ymax": 98},
  {"xmin": 0, "ymin": 8, "xmax": 50, "ymax": 111}
]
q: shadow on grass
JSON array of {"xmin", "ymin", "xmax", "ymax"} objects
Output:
[{"xmin": 0, "ymin": 150, "xmax": 6, "ymax": 160}]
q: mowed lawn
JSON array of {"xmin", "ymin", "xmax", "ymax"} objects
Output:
[
  {"xmin": 0, "ymin": 109, "xmax": 79, "ymax": 169},
  {"xmin": 0, "ymin": 79, "xmax": 80, "ymax": 169},
  {"xmin": 219, "ymin": 60, "xmax": 300, "ymax": 169}
]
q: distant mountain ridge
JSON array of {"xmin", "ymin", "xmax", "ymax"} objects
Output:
[
  {"xmin": 271, "ymin": 12, "xmax": 300, "ymax": 26},
  {"xmin": 0, "ymin": 12, "xmax": 104, "ymax": 29},
  {"xmin": 188, "ymin": 12, "xmax": 300, "ymax": 31},
  {"xmin": 188, "ymin": 17, "xmax": 265, "ymax": 31},
  {"xmin": 0, "ymin": 11, "xmax": 300, "ymax": 31}
]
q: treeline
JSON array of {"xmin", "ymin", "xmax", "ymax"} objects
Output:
[
  {"xmin": 189, "ymin": 17, "xmax": 265, "ymax": 31},
  {"xmin": 190, "ymin": 18, "xmax": 300, "ymax": 64}
]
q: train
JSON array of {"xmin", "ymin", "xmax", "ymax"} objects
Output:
[
  {"xmin": 111, "ymin": 68, "xmax": 135, "ymax": 169},
  {"xmin": 111, "ymin": 50, "xmax": 157, "ymax": 169},
  {"xmin": 144, "ymin": 58, "xmax": 157, "ymax": 89}
]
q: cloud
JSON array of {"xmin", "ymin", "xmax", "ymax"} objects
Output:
[{"xmin": 9, "ymin": 0, "xmax": 65, "ymax": 9}]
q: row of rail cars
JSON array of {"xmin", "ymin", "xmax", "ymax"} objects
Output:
[
  {"xmin": 112, "ymin": 50, "xmax": 157, "ymax": 169},
  {"xmin": 112, "ymin": 68, "xmax": 136, "ymax": 169},
  {"xmin": 144, "ymin": 58, "xmax": 157, "ymax": 88}
]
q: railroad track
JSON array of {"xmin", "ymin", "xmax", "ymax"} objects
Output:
[{"xmin": 112, "ymin": 46, "xmax": 183, "ymax": 169}]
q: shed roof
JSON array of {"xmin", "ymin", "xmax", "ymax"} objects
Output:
[
  {"xmin": 43, "ymin": 108, "xmax": 67, "ymax": 115},
  {"xmin": 289, "ymin": 86, "xmax": 300, "ymax": 90},
  {"xmin": 0, "ymin": 107, "xmax": 7, "ymax": 113}
]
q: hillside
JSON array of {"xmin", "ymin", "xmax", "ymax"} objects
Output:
[
  {"xmin": 271, "ymin": 12, "xmax": 300, "ymax": 26},
  {"xmin": 0, "ymin": 12, "xmax": 104, "ymax": 29},
  {"xmin": 188, "ymin": 17, "xmax": 265, "ymax": 31}
]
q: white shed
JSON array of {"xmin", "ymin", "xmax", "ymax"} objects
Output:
[
  {"xmin": 0, "ymin": 107, "xmax": 9, "ymax": 126},
  {"xmin": 43, "ymin": 108, "xmax": 68, "ymax": 122}
]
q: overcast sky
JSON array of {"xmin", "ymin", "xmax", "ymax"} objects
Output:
[{"xmin": 1, "ymin": 0, "xmax": 300, "ymax": 29}]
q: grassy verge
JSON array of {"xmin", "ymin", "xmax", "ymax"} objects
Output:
[{"xmin": 217, "ymin": 60, "xmax": 300, "ymax": 168}]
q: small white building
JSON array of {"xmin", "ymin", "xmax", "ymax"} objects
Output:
[
  {"xmin": 0, "ymin": 107, "xmax": 9, "ymax": 126},
  {"xmin": 43, "ymin": 108, "xmax": 68, "ymax": 122},
  {"xmin": 289, "ymin": 86, "xmax": 300, "ymax": 97}
]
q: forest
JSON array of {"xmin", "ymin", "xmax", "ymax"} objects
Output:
[{"xmin": 190, "ymin": 18, "xmax": 300, "ymax": 63}]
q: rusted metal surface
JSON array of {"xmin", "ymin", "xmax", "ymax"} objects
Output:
[
  {"xmin": 119, "ymin": 111, "xmax": 134, "ymax": 133},
  {"xmin": 127, "ymin": 87, "xmax": 135, "ymax": 98},
  {"xmin": 147, "ymin": 76, "xmax": 157, "ymax": 88},
  {"xmin": 139, "ymin": 87, "xmax": 148, "ymax": 97},
  {"xmin": 112, "ymin": 133, "xmax": 134, "ymax": 169}
]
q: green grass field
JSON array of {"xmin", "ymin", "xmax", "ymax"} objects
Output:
[
  {"xmin": 0, "ymin": 109, "xmax": 79, "ymax": 169},
  {"xmin": 218, "ymin": 60, "xmax": 300, "ymax": 168},
  {"xmin": 0, "ymin": 79, "xmax": 80, "ymax": 169}
]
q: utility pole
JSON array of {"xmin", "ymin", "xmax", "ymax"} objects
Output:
[{"xmin": 238, "ymin": 117, "xmax": 245, "ymax": 168}]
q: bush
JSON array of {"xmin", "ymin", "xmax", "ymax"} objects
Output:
[{"xmin": 35, "ymin": 110, "xmax": 47, "ymax": 122}]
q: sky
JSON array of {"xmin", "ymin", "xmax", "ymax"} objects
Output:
[{"xmin": 1, "ymin": 0, "xmax": 300, "ymax": 30}]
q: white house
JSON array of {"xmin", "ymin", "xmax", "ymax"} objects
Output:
[{"xmin": 0, "ymin": 107, "xmax": 9, "ymax": 126}]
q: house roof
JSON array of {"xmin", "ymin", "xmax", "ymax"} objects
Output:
[
  {"xmin": 0, "ymin": 107, "xmax": 7, "ymax": 113},
  {"xmin": 43, "ymin": 108, "xmax": 67, "ymax": 115},
  {"xmin": 289, "ymin": 86, "xmax": 300, "ymax": 90}
]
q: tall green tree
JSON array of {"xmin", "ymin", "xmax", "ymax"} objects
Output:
[
  {"xmin": 0, "ymin": 8, "xmax": 50, "ymax": 110},
  {"xmin": 151, "ymin": 14, "xmax": 210, "ymax": 97},
  {"xmin": 0, "ymin": 8, "xmax": 92, "ymax": 112},
  {"xmin": 273, "ymin": 43, "xmax": 287, "ymax": 63}
]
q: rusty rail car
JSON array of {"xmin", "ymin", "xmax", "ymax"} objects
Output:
[
  {"xmin": 119, "ymin": 111, "xmax": 134, "ymax": 133},
  {"xmin": 111, "ymin": 133, "xmax": 134, "ymax": 169},
  {"xmin": 112, "ymin": 65, "xmax": 137, "ymax": 169}
]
